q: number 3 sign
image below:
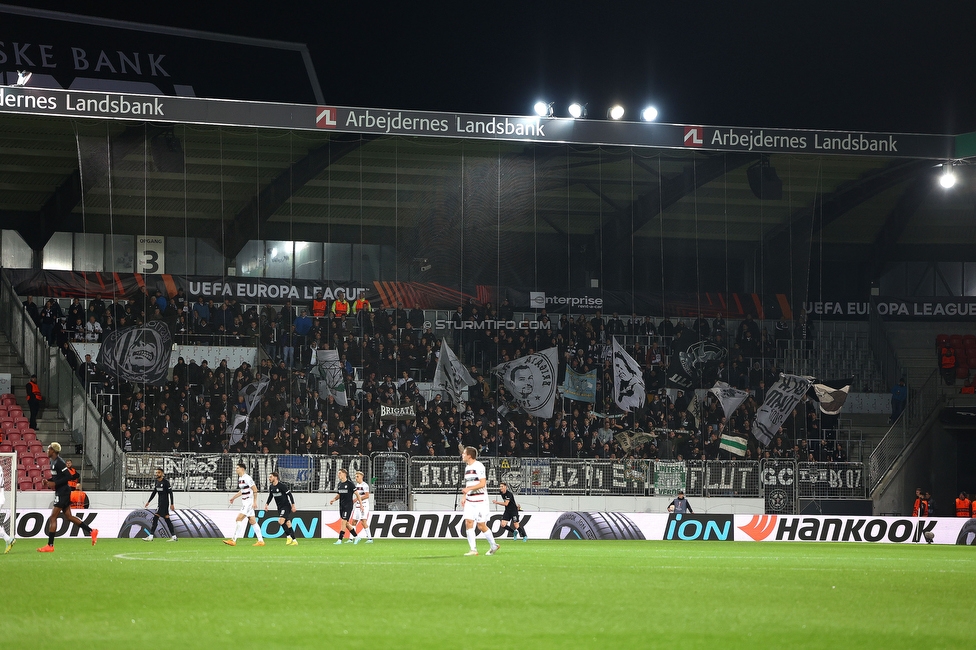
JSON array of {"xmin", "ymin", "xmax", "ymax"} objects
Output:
[{"xmin": 137, "ymin": 236, "xmax": 165, "ymax": 274}]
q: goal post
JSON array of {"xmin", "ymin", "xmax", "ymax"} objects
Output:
[{"xmin": 0, "ymin": 451, "xmax": 16, "ymax": 541}]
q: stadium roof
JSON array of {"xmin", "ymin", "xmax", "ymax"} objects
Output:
[{"xmin": 0, "ymin": 88, "xmax": 974, "ymax": 268}]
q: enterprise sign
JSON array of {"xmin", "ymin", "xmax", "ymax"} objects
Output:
[{"xmin": 0, "ymin": 86, "xmax": 957, "ymax": 159}]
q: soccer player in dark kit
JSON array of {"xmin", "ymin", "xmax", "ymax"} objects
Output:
[
  {"xmin": 265, "ymin": 471, "xmax": 299, "ymax": 545},
  {"xmin": 144, "ymin": 467, "xmax": 178, "ymax": 541},
  {"xmin": 37, "ymin": 443, "xmax": 98, "ymax": 552},
  {"xmin": 492, "ymin": 481, "xmax": 527, "ymax": 541},
  {"xmin": 329, "ymin": 468, "xmax": 358, "ymax": 545}
]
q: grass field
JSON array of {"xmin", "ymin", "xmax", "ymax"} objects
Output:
[{"xmin": 1, "ymin": 538, "xmax": 972, "ymax": 649}]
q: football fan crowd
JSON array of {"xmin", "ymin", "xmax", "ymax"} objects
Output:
[{"xmin": 23, "ymin": 292, "xmax": 848, "ymax": 463}]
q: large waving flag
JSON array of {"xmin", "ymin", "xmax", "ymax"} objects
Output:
[
  {"xmin": 809, "ymin": 376, "xmax": 853, "ymax": 415},
  {"xmin": 495, "ymin": 347, "xmax": 559, "ymax": 418},
  {"xmin": 311, "ymin": 348, "xmax": 348, "ymax": 407},
  {"xmin": 433, "ymin": 339, "xmax": 475, "ymax": 404},
  {"xmin": 611, "ymin": 338, "xmax": 645, "ymax": 412},
  {"xmin": 753, "ymin": 374, "xmax": 812, "ymax": 446},
  {"xmin": 710, "ymin": 381, "xmax": 750, "ymax": 419},
  {"xmin": 96, "ymin": 321, "xmax": 173, "ymax": 386},
  {"xmin": 240, "ymin": 376, "xmax": 270, "ymax": 415}
]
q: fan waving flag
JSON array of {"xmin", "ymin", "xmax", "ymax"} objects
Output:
[
  {"xmin": 495, "ymin": 347, "xmax": 559, "ymax": 418},
  {"xmin": 611, "ymin": 338, "xmax": 645, "ymax": 412},
  {"xmin": 709, "ymin": 381, "xmax": 750, "ymax": 419},
  {"xmin": 562, "ymin": 367, "xmax": 597, "ymax": 403},
  {"xmin": 753, "ymin": 374, "xmax": 812, "ymax": 446},
  {"xmin": 240, "ymin": 376, "xmax": 269, "ymax": 415},
  {"xmin": 96, "ymin": 321, "xmax": 173, "ymax": 386},
  {"xmin": 311, "ymin": 348, "xmax": 348, "ymax": 407},
  {"xmin": 719, "ymin": 434, "xmax": 749, "ymax": 457},
  {"xmin": 809, "ymin": 376, "xmax": 853, "ymax": 416},
  {"xmin": 433, "ymin": 339, "xmax": 475, "ymax": 404}
]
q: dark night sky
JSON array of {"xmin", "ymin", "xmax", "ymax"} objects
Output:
[{"xmin": 17, "ymin": 1, "xmax": 976, "ymax": 134}]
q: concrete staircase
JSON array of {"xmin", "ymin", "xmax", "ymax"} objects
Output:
[{"xmin": 0, "ymin": 334, "xmax": 95, "ymax": 484}]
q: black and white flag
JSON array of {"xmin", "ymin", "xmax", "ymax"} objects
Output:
[
  {"xmin": 311, "ymin": 348, "xmax": 348, "ymax": 407},
  {"xmin": 709, "ymin": 381, "xmax": 750, "ymax": 419},
  {"xmin": 666, "ymin": 330, "xmax": 727, "ymax": 390},
  {"xmin": 612, "ymin": 338, "xmax": 645, "ymax": 412},
  {"xmin": 809, "ymin": 377, "xmax": 852, "ymax": 416},
  {"xmin": 240, "ymin": 376, "xmax": 269, "ymax": 415},
  {"xmin": 495, "ymin": 347, "xmax": 559, "ymax": 419},
  {"xmin": 753, "ymin": 374, "xmax": 812, "ymax": 446},
  {"xmin": 433, "ymin": 339, "xmax": 474, "ymax": 404},
  {"xmin": 96, "ymin": 321, "xmax": 173, "ymax": 386},
  {"xmin": 227, "ymin": 413, "xmax": 248, "ymax": 445}
]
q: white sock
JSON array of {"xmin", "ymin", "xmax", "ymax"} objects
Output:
[
  {"xmin": 233, "ymin": 519, "xmax": 245, "ymax": 541},
  {"xmin": 252, "ymin": 520, "xmax": 264, "ymax": 542},
  {"xmin": 484, "ymin": 528, "xmax": 497, "ymax": 548},
  {"xmin": 359, "ymin": 522, "xmax": 371, "ymax": 539},
  {"xmin": 465, "ymin": 526, "xmax": 477, "ymax": 551},
  {"xmin": 0, "ymin": 524, "xmax": 10, "ymax": 543}
]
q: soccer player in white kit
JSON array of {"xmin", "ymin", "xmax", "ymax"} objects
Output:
[
  {"xmin": 0, "ymin": 459, "xmax": 14, "ymax": 554},
  {"xmin": 461, "ymin": 446, "xmax": 498, "ymax": 556},
  {"xmin": 349, "ymin": 470, "xmax": 373, "ymax": 544},
  {"xmin": 224, "ymin": 463, "xmax": 265, "ymax": 546}
]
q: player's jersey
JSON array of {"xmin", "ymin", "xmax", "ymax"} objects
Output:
[
  {"xmin": 238, "ymin": 473, "xmax": 256, "ymax": 502},
  {"xmin": 147, "ymin": 478, "xmax": 173, "ymax": 508},
  {"xmin": 501, "ymin": 489, "xmax": 518, "ymax": 515},
  {"xmin": 266, "ymin": 481, "xmax": 295, "ymax": 510},
  {"xmin": 464, "ymin": 460, "xmax": 486, "ymax": 502},
  {"xmin": 336, "ymin": 479, "xmax": 355, "ymax": 509},
  {"xmin": 354, "ymin": 481, "xmax": 370, "ymax": 509},
  {"xmin": 50, "ymin": 456, "xmax": 71, "ymax": 492}
]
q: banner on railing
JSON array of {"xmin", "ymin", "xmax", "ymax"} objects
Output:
[
  {"xmin": 796, "ymin": 462, "xmax": 865, "ymax": 499},
  {"xmin": 654, "ymin": 461, "xmax": 687, "ymax": 496},
  {"xmin": 123, "ymin": 453, "xmax": 371, "ymax": 492}
]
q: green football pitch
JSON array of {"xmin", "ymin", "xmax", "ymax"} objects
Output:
[{"xmin": 2, "ymin": 538, "xmax": 972, "ymax": 649}]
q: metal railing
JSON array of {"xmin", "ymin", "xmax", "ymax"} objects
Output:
[
  {"xmin": 0, "ymin": 272, "xmax": 123, "ymax": 489},
  {"xmin": 868, "ymin": 367, "xmax": 941, "ymax": 491}
]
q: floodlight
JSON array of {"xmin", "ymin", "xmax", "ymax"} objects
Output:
[
  {"xmin": 607, "ymin": 105, "xmax": 625, "ymax": 120},
  {"xmin": 14, "ymin": 71, "xmax": 31, "ymax": 87},
  {"xmin": 940, "ymin": 162, "xmax": 957, "ymax": 189},
  {"xmin": 534, "ymin": 101, "xmax": 553, "ymax": 117},
  {"xmin": 568, "ymin": 103, "xmax": 587, "ymax": 119},
  {"xmin": 641, "ymin": 106, "xmax": 658, "ymax": 122}
]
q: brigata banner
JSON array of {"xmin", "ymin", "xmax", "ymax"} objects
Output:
[{"xmin": 0, "ymin": 86, "xmax": 956, "ymax": 159}]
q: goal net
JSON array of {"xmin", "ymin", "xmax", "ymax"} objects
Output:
[{"xmin": 0, "ymin": 452, "xmax": 15, "ymax": 540}]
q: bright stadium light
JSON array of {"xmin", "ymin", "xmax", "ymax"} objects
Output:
[
  {"xmin": 568, "ymin": 102, "xmax": 587, "ymax": 119},
  {"xmin": 641, "ymin": 106, "xmax": 659, "ymax": 122},
  {"xmin": 607, "ymin": 105, "xmax": 625, "ymax": 120},
  {"xmin": 534, "ymin": 101, "xmax": 553, "ymax": 117},
  {"xmin": 940, "ymin": 162, "xmax": 957, "ymax": 189}
]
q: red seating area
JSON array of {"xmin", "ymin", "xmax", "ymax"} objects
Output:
[
  {"xmin": 936, "ymin": 334, "xmax": 976, "ymax": 381},
  {"xmin": 0, "ymin": 393, "xmax": 50, "ymax": 491}
]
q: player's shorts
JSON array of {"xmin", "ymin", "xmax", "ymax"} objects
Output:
[
  {"xmin": 339, "ymin": 506, "xmax": 353, "ymax": 521},
  {"xmin": 53, "ymin": 489, "xmax": 71, "ymax": 509},
  {"xmin": 239, "ymin": 500, "xmax": 256, "ymax": 518},
  {"xmin": 351, "ymin": 506, "xmax": 369, "ymax": 521},
  {"xmin": 155, "ymin": 505, "xmax": 170, "ymax": 517},
  {"xmin": 463, "ymin": 498, "xmax": 490, "ymax": 523},
  {"xmin": 275, "ymin": 508, "xmax": 294, "ymax": 521},
  {"xmin": 504, "ymin": 510, "xmax": 520, "ymax": 523}
]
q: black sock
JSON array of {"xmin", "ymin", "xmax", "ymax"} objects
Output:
[
  {"xmin": 150, "ymin": 515, "xmax": 160, "ymax": 536},
  {"xmin": 287, "ymin": 526, "xmax": 296, "ymax": 539},
  {"xmin": 349, "ymin": 529, "xmax": 358, "ymax": 537},
  {"xmin": 338, "ymin": 531, "xmax": 345, "ymax": 540},
  {"xmin": 165, "ymin": 518, "xmax": 176, "ymax": 536},
  {"xmin": 48, "ymin": 532, "xmax": 55, "ymax": 546}
]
